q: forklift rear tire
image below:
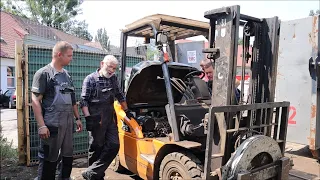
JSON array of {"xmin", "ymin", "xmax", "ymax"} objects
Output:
[
  {"xmin": 159, "ymin": 151, "xmax": 203, "ymax": 180},
  {"xmin": 108, "ymin": 154, "xmax": 125, "ymax": 172}
]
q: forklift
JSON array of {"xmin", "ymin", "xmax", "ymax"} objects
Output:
[{"xmin": 111, "ymin": 5, "xmax": 291, "ymax": 179}]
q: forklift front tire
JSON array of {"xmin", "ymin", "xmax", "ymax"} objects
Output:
[{"xmin": 159, "ymin": 151, "xmax": 204, "ymax": 180}]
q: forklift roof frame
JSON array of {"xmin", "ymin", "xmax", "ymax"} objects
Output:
[
  {"xmin": 121, "ymin": 13, "xmax": 210, "ymax": 40},
  {"xmin": 119, "ymin": 14, "xmax": 210, "ymax": 91}
]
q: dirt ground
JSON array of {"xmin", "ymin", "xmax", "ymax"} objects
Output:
[
  {"xmin": 1, "ymin": 109, "xmax": 319, "ymax": 180},
  {"xmin": 285, "ymin": 142, "xmax": 320, "ymax": 180},
  {"xmin": 0, "ymin": 157, "xmax": 142, "ymax": 180},
  {"xmin": 1, "ymin": 159, "xmax": 38, "ymax": 180},
  {"xmin": 1, "ymin": 143, "xmax": 319, "ymax": 180}
]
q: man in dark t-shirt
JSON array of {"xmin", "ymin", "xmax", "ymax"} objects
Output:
[
  {"xmin": 31, "ymin": 41, "xmax": 83, "ymax": 180},
  {"xmin": 32, "ymin": 64, "xmax": 76, "ymax": 111}
]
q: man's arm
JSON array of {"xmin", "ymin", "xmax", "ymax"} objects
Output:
[
  {"xmin": 73, "ymin": 104, "xmax": 81, "ymax": 119},
  {"xmin": 69, "ymin": 73, "xmax": 81, "ymax": 120},
  {"xmin": 31, "ymin": 93, "xmax": 45, "ymax": 128},
  {"xmin": 32, "ymin": 93, "xmax": 50, "ymax": 139},
  {"xmin": 31, "ymin": 70, "xmax": 50, "ymax": 139},
  {"xmin": 80, "ymin": 75, "xmax": 92, "ymax": 117},
  {"xmin": 69, "ymin": 76, "xmax": 83, "ymax": 132},
  {"xmin": 73, "ymin": 104, "xmax": 83, "ymax": 132},
  {"xmin": 112, "ymin": 76, "xmax": 127, "ymax": 110},
  {"xmin": 120, "ymin": 101, "xmax": 128, "ymax": 111},
  {"xmin": 81, "ymin": 106, "xmax": 90, "ymax": 117}
]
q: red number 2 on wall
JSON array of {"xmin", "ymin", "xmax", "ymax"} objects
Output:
[{"xmin": 288, "ymin": 106, "xmax": 297, "ymax": 125}]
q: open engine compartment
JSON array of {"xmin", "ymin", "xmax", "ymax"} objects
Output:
[
  {"xmin": 123, "ymin": 61, "xmax": 212, "ymax": 142},
  {"xmin": 129, "ymin": 106, "xmax": 171, "ymax": 138}
]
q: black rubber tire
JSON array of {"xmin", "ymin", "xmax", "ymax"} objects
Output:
[
  {"xmin": 159, "ymin": 151, "xmax": 204, "ymax": 180},
  {"xmin": 108, "ymin": 154, "xmax": 126, "ymax": 172}
]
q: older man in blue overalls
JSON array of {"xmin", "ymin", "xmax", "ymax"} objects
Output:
[{"xmin": 80, "ymin": 55, "xmax": 133, "ymax": 180}]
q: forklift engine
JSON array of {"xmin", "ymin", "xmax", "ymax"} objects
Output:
[{"xmin": 135, "ymin": 114, "xmax": 171, "ymax": 138}]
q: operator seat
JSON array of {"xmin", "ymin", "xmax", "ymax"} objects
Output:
[{"xmin": 189, "ymin": 76, "xmax": 211, "ymax": 101}]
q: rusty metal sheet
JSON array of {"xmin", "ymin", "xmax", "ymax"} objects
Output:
[
  {"xmin": 275, "ymin": 15, "xmax": 319, "ymax": 151},
  {"xmin": 176, "ymin": 41, "xmax": 206, "ymax": 70}
]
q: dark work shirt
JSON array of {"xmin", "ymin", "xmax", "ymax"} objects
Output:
[
  {"xmin": 207, "ymin": 80, "xmax": 241, "ymax": 104},
  {"xmin": 207, "ymin": 80, "xmax": 213, "ymax": 95},
  {"xmin": 31, "ymin": 64, "xmax": 76, "ymax": 109},
  {"xmin": 80, "ymin": 69, "xmax": 126, "ymax": 108}
]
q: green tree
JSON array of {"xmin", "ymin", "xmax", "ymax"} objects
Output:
[
  {"xmin": 146, "ymin": 47, "xmax": 159, "ymax": 60},
  {"xmin": 63, "ymin": 20, "xmax": 93, "ymax": 41},
  {"xmin": 146, "ymin": 39, "xmax": 159, "ymax": 60},
  {"xmin": 238, "ymin": 38, "xmax": 243, "ymax": 45},
  {"xmin": 309, "ymin": 9, "xmax": 320, "ymax": 16},
  {"xmin": 94, "ymin": 28, "xmax": 111, "ymax": 51},
  {"xmin": 1, "ymin": 0, "xmax": 93, "ymax": 41},
  {"xmin": 25, "ymin": 0, "xmax": 81, "ymax": 27},
  {"xmin": 0, "ymin": 0, "xmax": 27, "ymax": 18}
]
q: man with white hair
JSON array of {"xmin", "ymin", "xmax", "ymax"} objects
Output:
[{"xmin": 80, "ymin": 55, "xmax": 133, "ymax": 180}]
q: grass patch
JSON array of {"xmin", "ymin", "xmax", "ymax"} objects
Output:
[{"xmin": 0, "ymin": 124, "xmax": 18, "ymax": 162}]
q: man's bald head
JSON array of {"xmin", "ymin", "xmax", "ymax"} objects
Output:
[
  {"xmin": 52, "ymin": 41, "xmax": 74, "ymax": 67},
  {"xmin": 203, "ymin": 59, "xmax": 215, "ymax": 81},
  {"xmin": 202, "ymin": 59, "xmax": 215, "ymax": 69},
  {"xmin": 52, "ymin": 41, "xmax": 73, "ymax": 58},
  {"xmin": 200, "ymin": 59, "xmax": 210, "ymax": 71}
]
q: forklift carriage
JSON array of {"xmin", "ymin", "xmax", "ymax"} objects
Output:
[{"xmin": 112, "ymin": 5, "xmax": 291, "ymax": 180}]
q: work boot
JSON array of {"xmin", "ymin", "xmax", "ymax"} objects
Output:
[
  {"xmin": 82, "ymin": 171, "xmax": 104, "ymax": 180},
  {"xmin": 81, "ymin": 171, "xmax": 93, "ymax": 180},
  {"xmin": 41, "ymin": 160, "xmax": 58, "ymax": 180}
]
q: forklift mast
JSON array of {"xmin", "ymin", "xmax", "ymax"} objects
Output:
[
  {"xmin": 203, "ymin": 5, "xmax": 290, "ymax": 179},
  {"xmin": 203, "ymin": 5, "xmax": 280, "ymax": 107}
]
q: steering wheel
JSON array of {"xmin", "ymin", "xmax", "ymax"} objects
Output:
[{"xmin": 184, "ymin": 70, "xmax": 205, "ymax": 81}]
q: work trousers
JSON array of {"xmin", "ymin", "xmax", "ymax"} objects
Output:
[{"xmin": 85, "ymin": 107, "xmax": 120, "ymax": 180}]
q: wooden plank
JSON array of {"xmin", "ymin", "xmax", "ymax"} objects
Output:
[
  {"xmin": 25, "ymin": 45, "xmax": 31, "ymax": 166},
  {"xmin": 15, "ymin": 40, "xmax": 25, "ymax": 165}
]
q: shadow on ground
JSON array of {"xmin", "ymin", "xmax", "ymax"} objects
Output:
[
  {"xmin": 72, "ymin": 157, "xmax": 143, "ymax": 180},
  {"xmin": 285, "ymin": 145, "xmax": 315, "ymax": 158}
]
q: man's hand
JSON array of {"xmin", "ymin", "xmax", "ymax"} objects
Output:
[
  {"xmin": 38, "ymin": 126, "xmax": 50, "ymax": 139},
  {"xmin": 76, "ymin": 120, "xmax": 83, "ymax": 132},
  {"xmin": 125, "ymin": 109, "xmax": 134, "ymax": 119},
  {"xmin": 85, "ymin": 115, "xmax": 100, "ymax": 131}
]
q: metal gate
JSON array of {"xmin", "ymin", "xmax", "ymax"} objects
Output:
[{"xmin": 16, "ymin": 41, "xmax": 144, "ymax": 166}]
